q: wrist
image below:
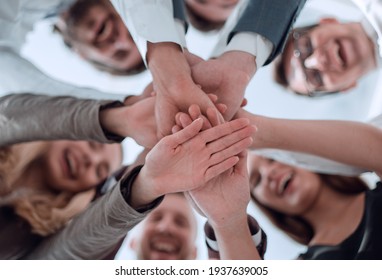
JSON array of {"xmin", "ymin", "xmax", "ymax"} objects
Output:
[
  {"xmin": 220, "ymin": 51, "xmax": 257, "ymax": 78},
  {"xmin": 129, "ymin": 166, "xmax": 162, "ymax": 209},
  {"xmin": 147, "ymin": 42, "xmax": 193, "ymax": 97},
  {"xmin": 209, "ymin": 211, "xmax": 248, "ymax": 233},
  {"xmin": 99, "ymin": 102, "xmax": 126, "ymax": 140}
]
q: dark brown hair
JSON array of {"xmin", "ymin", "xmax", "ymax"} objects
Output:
[
  {"xmin": 252, "ymin": 173, "xmax": 369, "ymax": 245},
  {"xmin": 185, "ymin": 2, "xmax": 226, "ymax": 32}
]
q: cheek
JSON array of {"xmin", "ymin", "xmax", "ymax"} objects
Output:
[{"xmin": 253, "ymin": 188, "xmax": 277, "ymax": 209}]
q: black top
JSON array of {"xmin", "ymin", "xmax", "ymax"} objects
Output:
[{"xmin": 300, "ymin": 182, "xmax": 382, "ymax": 260}]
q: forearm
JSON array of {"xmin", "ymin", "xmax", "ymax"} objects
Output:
[
  {"xmin": 147, "ymin": 42, "xmax": 193, "ymax": 100},
  {"xmin": 25, "ymin": 182, "xmax": 148, "ymax": 259},
  {"xmin": 111, "ymin": 0, "xmax": 187, "ymax": 64},
  {"xmin": 240, "ymin": 110, "xmax": 382, "ymax": 174},
  {"xmin": 0, "ymin": 93, "xmax": 121, "ymax": 147},
  {"xmin": 212, "ymin": 214, "xmax": 261, "ymax": 260},
  {"xmin": 26, "ymin": 167, "xmax": 163, "ymax": 260}
]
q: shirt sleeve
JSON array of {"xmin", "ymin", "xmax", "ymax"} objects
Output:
[
  {"xmin": 354, "ymin": 0, "xmax": 382, "ymax": 66},
  {"xmin": 227, "ymin": 0, "xmax": 307, "ymax": 65},
  {"xmin": 24, "ymin": 167, "xmax": 162, "ymax": 260},
  {"xmin": 0, "ymin": 93, "xmax": 123, "ymax": 147},
  {"xmin": 110, "ymin": 0, "xmax": 187, "ymax": 66},
  {"xmin": 0, "ymin": 50, "xmax": 125, "ymax": 101},
  {"xmin": 204, "ymin": 215, "xmax": 267, "ymax": 259},
  {"xmin": 224, "ymin": 32, "xmax": 273, "ymax": 68}
]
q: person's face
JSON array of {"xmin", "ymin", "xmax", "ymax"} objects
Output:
[
  {"xmin": 132, "ymin": 194, "xmax": 197, "ymax": 260},
  {"xmin": 43, "ymin": 140, "xmax": 122, "ymax": 193},
  {"xmin": 284, "ymin": 18, "xmax": 376, "ymax": 96},
  {"xmin": 185, "ymin": 0, "xmax": 239, "ymax": 23},
  {"xmin": 249, "ymin": 155, "xmax": 322, "ymax": 215},
  {"xmin": 63, "ymin": 0, "xmax": 142, "ymax": 72}
]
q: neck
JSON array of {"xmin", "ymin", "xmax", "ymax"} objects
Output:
[{"xmin": 303, "ymin": 184, "xmax": 365, "ymax": 246}]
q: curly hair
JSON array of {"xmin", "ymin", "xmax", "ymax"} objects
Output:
[{"xmin": 0, "ymin": 144, "xmax": 95, "ymax": 236}]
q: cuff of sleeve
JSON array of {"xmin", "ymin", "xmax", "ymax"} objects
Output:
[
  {"xmin": 204, "ymin": 214, "xmax": 265, "ymax": 251},
  {"xmin": 120, "ymin": 165, "xmax": 164, "ymax": 213},
  {"xmin": 224, "ymin": 32, "xmax": 273, "ymax": 67},
  {"xmin": 99, "ymin": 101, "xmax": 125, "ymax": 142}
]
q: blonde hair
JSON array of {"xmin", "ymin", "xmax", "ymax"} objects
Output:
[{"xmin": 0, "ymin": 143, "xmax": 95, "ymax": 236}]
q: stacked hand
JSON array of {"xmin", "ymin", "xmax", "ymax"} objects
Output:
[{"xmin": 128, "ymin": 114, "xmax": 255, "ymax": 208}]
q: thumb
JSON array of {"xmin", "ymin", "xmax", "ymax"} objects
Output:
[
  {"xmin": 168, "ymin": 118, "xmax": 203, "ymax": 147},
  {"xmin": 235, "ymin": 150, "xmax": 248, "ymax": 173}
]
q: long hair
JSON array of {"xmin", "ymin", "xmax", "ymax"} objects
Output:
[
  {"xmin": 0, "ymin": 143, "xmax": 94, "ymax": 236},
  {"xmin": 252, "ymin": 174, "xmax": 369, "ymax": 245}
]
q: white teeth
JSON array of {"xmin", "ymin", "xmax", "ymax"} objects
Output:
[
  {"xmin": 67, "ymin": 154, "xmax": 75, "ymax": 177},
  {"xmin": 98, "ymin": 18, "xmax": 112, "ymax": 43},
  {"xmin": 152, "ymin": 242, "xmax": 177, "ymax": 253},
  {"xmin": 279, "ymin": 173, "xmax": 293, "ymax": 195}
]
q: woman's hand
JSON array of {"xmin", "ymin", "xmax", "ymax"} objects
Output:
[{"xmin": 129, "ymin": 116, "xmax": 255, "ymax": 207}]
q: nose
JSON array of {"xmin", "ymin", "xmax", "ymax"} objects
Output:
[
  {"xmin": 258, "ymin": 161, "xmax": 273, "ymax": 178},
  {"xmin": 113, "ymin": 29, "xmax": 135, "ymax": 49},
  {"xmin": 258, "ymin": 160, "xmax": 282, "ymax": 182},
  {"xmin": 156, "ymin": 217, "xmax": 175, "ymax": 234},
  {"xmin": 304, "ymin": 50, "xmax": 328, "ymax": 71},
  {"xmin": 82, "ymin": 149, "xmax": 102, "ymax": 169}
]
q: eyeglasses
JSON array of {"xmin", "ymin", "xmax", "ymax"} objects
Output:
[{"xmin": 292, "ymin": 30, "xmax": 334, "ymax": 97}]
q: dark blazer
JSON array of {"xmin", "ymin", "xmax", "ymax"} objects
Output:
[{"xmin": 229, "ymin": 0, "xmax": 307, "ymax": 65}]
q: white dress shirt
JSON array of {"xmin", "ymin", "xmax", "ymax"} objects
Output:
[
  {"xmin": 353, "ymin": 0, "xmax": 382, "ymax": 64},
  {"xmin": 0, "ymin": 0, "xmax": 123, "ymax": 100},
  {"xmin": 111, "ymin": 0, "xmax": 273, "ymax": 67}
]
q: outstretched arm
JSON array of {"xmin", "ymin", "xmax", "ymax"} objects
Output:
[
  {"xmin": 0, "ymin": 93, "xmax": 158, "ymax": 148},
  {"xmin": 237, "ymin": 109, "xmax": 382, "ymax": 177},
  {"xmin": 188, "ymin": 151, "xmax": 261, "ymax": 259}
]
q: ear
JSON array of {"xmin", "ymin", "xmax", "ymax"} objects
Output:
[
  {"xmin": 55, "ymin": 10, "xmax": 71, "ymax": 32},
  {"xmin": 319, "ymin": 17, "xmax": 340, "ymax": 25},
  {"xmin": 129, "ymin": 237, "xmax": 137, "ymax": 250},
  {"xmin": 190, "ymin": 245, "xmax": 198, "ymax": 260},
  {"xmin": 340, "ymin": 81, "xmax": 357, "ymax": 92}
]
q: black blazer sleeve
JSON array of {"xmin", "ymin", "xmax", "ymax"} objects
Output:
[
  {"xmin": 229, "ymin": 0, "xmax": 307, "ymax": 65},
  {"xmin": 172, "ymin": 0, "xmax": 188, "ymax": 31}
]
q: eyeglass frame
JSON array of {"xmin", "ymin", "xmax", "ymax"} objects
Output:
[{"xmin": 291, "ymin": 27, "xmax": 338, "ymax": 97}]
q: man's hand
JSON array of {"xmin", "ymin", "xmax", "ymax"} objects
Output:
[
  {"xmin": 147, "ymin": 42, "xmax": 224, "ymax": 138},
  {"xmin": 100, "ymin": 96, "xmax": 158, "ymax": 148},
  {"xmin": 123, "ymin": 82, "xmax": 154, "ymax": 106},
  {"xmin": 190, "ymin": 51, "xmax": 256, "ymax": 120}
]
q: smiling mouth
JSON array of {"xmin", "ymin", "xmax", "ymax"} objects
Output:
[
  {"xmin": 337, "ymin": 41, "xmax": 347, "ymax": 68},
  {"xmin": 150, "ymin": 239, "xmax": 180, "ymax": 258},
  {"xmin": 277, "ymin": 173, "xmax": 294, "ymax": 195},
  {"xmin": 95, "ymin": 16, "xmax": 114, "ymax": 44},
  {"xmin": 64, "ymin": 150, "xmax": 76, "ymax": 179}
]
